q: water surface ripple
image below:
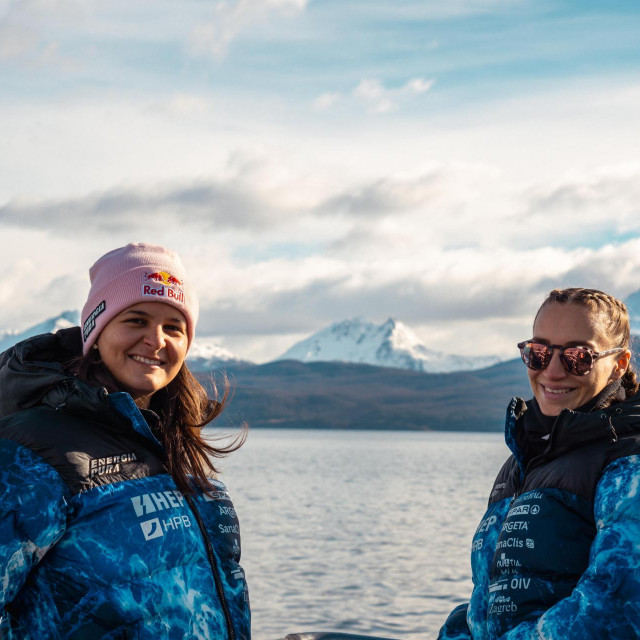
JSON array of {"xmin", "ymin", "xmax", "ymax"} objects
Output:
[{"xmin": 215, "ymin": 429, "xmax": 509, "ymax": 639}]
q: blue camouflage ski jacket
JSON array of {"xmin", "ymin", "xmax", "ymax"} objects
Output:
[
  {"xmin": 0, "ymin": 328, "xmax": 251, "ymax": 639},
  {"xmin": 438, "ymin": 395, "xmax": 640, "ymax": 639}
]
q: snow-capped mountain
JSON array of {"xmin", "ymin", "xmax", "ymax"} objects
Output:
[
  {"xmin": 0, "ymin": 312, "xmax": 247, "ymax": 368},
  {"xmin": 625, "ymin": 290, "xmax": 640, "ymax": 334},
  {"xmin": 0, "ymin": 310, "xmax": 80, "ymax": 354},
  {"xmin": 186, "ymin": 339, "xmax": 250, "ymax": 370},
  {"xmin": 277, "ymin": 317, "xmax": 501, "ymax": 373}
]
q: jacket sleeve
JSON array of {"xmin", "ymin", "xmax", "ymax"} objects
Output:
[
  {"xmin": 437, "ymin": 603, "xmax": 473, "ymax": 639},
  {"xmin": 499, "ymin": 454, "xmax": 640, "ymax": 640},
  {"xmin": 0, "ymin": 438, "xmax": 69, "ymax": 628}
]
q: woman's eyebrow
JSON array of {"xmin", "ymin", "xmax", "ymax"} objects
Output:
[
  {"xmin": 123, "ymin": 310, "xmax": 185, "ymax": 325},
  {"xmin": 531, "ymin": 336, "xmax": 596, "ymax": 348},
  {"xmin": 123, "ymin": 310, "xmax": 150, "ymax": 318}
]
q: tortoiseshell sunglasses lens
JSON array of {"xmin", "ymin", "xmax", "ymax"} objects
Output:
[
  {"xmin": 519, "ymin": 342, "xmax": 553, "ymax": 371},
  {"xmin": 517, "ymin": 341, "xmax": 596, "ymax": 376}
]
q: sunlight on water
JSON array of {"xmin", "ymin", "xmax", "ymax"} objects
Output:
[{"xmin": 215, "ymin": 429, "xmax": 509, "ymax": 640}]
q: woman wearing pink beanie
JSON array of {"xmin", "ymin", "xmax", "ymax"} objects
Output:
[{"xmin": 0, "ymin": 243, "xmax": 251, "ymax": 639}]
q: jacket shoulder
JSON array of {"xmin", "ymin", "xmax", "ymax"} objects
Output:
[{"xmin": 0, "ymin": 406, "xmax": 165, "ymax": 495}]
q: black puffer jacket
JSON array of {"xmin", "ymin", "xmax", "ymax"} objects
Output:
[
  {"xmin": 438, "ymin": 394, "xmax": 640, "ymax": 639},
  {"xmin": 0, "ymin": 328, "xmax": 251, "ymax": 639}
]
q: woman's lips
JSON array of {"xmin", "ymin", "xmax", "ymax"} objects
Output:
[
  {"xmin": 129, "ymin": 354, "xmax": 164, "ymax": 366},
  {"xmin": 541, "ymin": 384, "xmax": 574, "ymax": 395}
]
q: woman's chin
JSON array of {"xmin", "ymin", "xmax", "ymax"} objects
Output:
[{"xmin": 536, "ymin": 396, "xmax": 567, "ymax": 417}]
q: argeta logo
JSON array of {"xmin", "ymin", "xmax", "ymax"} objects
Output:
[{"xmin": 140, "ymin": 518, "xmax": 164, "ymax": 541}]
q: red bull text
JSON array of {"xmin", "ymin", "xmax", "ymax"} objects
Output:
[{"xmin": 142, "ymin": 284, "xmax": 185, "ymax": 303}]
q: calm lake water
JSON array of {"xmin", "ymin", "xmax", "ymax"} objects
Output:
[{"xmin": 213, "ymin": 429, "xmax": 510, "ymax": 640}]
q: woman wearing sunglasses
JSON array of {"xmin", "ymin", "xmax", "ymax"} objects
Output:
[
  {"xmin": 0, "ymin": 243, "xmax": 250, "ymax": 639},
  {"xmin": 438, "ymin": 287, "xmax": 640, "ymax": 639}
]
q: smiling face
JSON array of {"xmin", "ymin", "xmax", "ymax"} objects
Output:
[
  {"xmin": 96, "ymin": 302, "xmax": 188, "ymax": 409},
  {"xmin": 528, "ymin": 302, "xmax": 630, "ymax": 416}
]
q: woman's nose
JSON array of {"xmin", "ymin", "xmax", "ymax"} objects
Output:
[
  {"xmin": 143, "ymin": 325, "xmax": 165, "ymax": 349},
  {"xmin": 545, "ymin": 350, "xmax": 567, "ymax": 377}
]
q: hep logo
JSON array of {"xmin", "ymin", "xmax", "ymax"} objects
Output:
[{"xmin": 140, "ymin": 518, "xmax": 164, "ymax": 541}]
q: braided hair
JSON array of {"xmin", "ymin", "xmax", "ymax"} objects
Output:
[{"xmin": 536, "ymin": 288, "xmax": 639, "ymax": 399}]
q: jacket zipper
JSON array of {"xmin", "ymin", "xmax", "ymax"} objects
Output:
[
  {"xmin": 95, "ymin": 390, "xmax": 237, "ymax": 636},
  {"xmin": 509, "ymin": 410, "xmax": 565, "ymax": 505},
  {"xmin": 184, "ymin": 493, "xmax": 236, "ymax": 640}
]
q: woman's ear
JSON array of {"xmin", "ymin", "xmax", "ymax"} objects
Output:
[{"xmin": 611, "ymin": 349, "xmax": 632, "ymax": 381}]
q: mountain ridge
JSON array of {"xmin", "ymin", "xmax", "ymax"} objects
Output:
[
  {"xmin": 6, "ymin": 311, "xmax": 639, "ymax": 432},
  {"xmin": 277, "ymin": 316, "xmax": 501, "ymax": 373},
  {"xmin": 0, "ymin": 310, "xmax": 80, "ymax": 354}
]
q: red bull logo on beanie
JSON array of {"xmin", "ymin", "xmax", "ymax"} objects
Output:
[
  {"xmin": 144, "ymin": 271, "xmax": 182, "ymax": 287},
  {"xmin": 142, "ymin": 271, "xmax": 184, "ymax": 304}
]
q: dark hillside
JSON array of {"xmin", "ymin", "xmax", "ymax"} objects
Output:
[{"xmin": 199, "ymin": 358, "xmax": 532, "ymax": 431}]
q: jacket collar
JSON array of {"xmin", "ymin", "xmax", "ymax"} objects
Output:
[
  {"xmin": 0, "ymin": 327, "xmax": 127, "ymax": 431},
  {"xmin": 505, "ymin": 391, "xmax": 640, "ymax": 477}
]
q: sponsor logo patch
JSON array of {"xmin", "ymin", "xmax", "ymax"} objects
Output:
[
  {"xmin": 130, "ymin": 490, "xmax": 185, "ymax": 517},
  {"xmin": 507, "ymin": 504, "xmax": 530, "ymax": 518},
  {"xmin": 491, "ymin": 482, "xmax": 507, "ymax": 498},
  {"xmin": 140, "ymin": 518, "xmax": 164, "ymax": 541},
  {"xmin": 142, "ymin": 271, "xmax": 184, "ymax": 304},
  {"xmin": 131, "ymin": 490, "xmax": 193, "ymax": 541},
  {"xmin": 83, "ymin": 301, "xmax": 106, "ymax": 341},
  {"xmin": 89, "ymin": 451, "xmax": 137, "ymax": 478}
]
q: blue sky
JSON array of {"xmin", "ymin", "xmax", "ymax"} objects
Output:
[{"xmin": 1, "ymin": 0, "xmax": 640, "ymax": 361}]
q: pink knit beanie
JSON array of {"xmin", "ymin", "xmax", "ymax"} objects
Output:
[{"xmin": 81, "ymin": 243, "xmax": 199, "ymax": 354}]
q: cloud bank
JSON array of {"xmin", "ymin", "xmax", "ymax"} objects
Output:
[{"xmin": 2, "ymin": 159, "xmax": 640, "ymax": 361}]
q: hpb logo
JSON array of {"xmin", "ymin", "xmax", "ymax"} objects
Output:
[{"xmin": 140, "ymin": 518, "xmax": 164, "ymax": 541}]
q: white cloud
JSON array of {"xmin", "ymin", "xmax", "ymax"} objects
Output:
[
  {"xmin": 189, "ymin": 0, "xmax": 309, "ymax": 59},
  {"xmin": 0, "ymin": 24, "xmax": 36, "ymax": 60},
  {"xmin": 313, "ymin": 77, "xmax": 435, "ymax": 115},
  {"xmin": 0, "ymin": 0, "xmax": 86, "ymax": 66},
  {"xmin": 523, "ymin": 166, "xmax": 640, "ymax": 232},
  {"xmin": 404, "ymin": 78, "xmax": 434, "ymax": 95},
  {"xmin": 3, "ymin": 169, "xmax": 640, "ymax": 361},
  {"xmin": 187, "ymin": 236, "xmax": 640, "ymax": 361},
  {"xmin": 164, "ymin": 93, "xmax": 215, "ymax": 116},
  {"xmin": 353, "ymin": 78, "xmax": 396, "ymax": 113},
  {"xmin": 0, "ymin": 177, "xmax": 290, "ymax": 235},
  {"xmin": 312, "ymin": 92, "xmax": 341, "ymax": 112},
  {"xmin": 318, "ymin": 170, "xmax": 446, "ymax": 217},
  {"xmin": 352, "ymin": 77, "xmax": 434, "ymax": 114}
]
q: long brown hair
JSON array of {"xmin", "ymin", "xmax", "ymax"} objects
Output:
[
  {"xmin": 71, "ymin": 349, "xmax": 246, "ymax": 493},
  {"xmin": 536, "ymin": 287, "xmax": 640, "ymax": 400}
]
